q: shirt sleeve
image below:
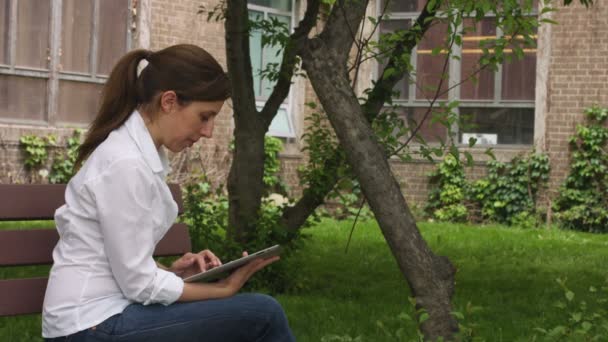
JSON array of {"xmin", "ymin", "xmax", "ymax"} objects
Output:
[{"xmin": 86, "ymin": 158, "xmax": 184, "ymax": 305}]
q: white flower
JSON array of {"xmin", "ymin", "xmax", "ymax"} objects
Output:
[
  {"xmin": 38, "ymin": 169, "xmax": 49, "ymax": 178},
  {"xmin": 266, "ymin": 193, "xmax": 288, "ymax": 207}
]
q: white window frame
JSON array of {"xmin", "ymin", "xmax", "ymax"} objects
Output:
[
  {"xmin": 374, "ymin": 1, "xmax": 538, "ymax": 147},
  {"xmin": 0, "ymin": 0, "xmax": 132, "ymax": 126},
  {"xmin": 247, "ymin": 1, "xmax": 297, "ymax": 138}
]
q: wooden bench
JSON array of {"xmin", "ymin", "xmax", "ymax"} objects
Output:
[{"xmin": 0, "ymin": 184, "xmax": 191, "ymax": 317}]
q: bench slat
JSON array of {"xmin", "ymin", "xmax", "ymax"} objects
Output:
[
  {"xmin": 0, "ymin": 184, "xmax": 184, "ymax": 221},
  {"xmin": 0, "ymin": 223, "xmax": 192, "ymax": 266},
  {"xmin": 0, "ymin": 278, "xmax": 47, "ymax": 316},
  {"xmin": 153, "ymin": 223, "xmax": 192, "ymax": 257},
  {"xmin": 0, "ymin": 184, "xmax": 66, "ymax": 220},
  {"xmin": 0, "ymin": 229, "xmax": 58, "ymax": 266}
]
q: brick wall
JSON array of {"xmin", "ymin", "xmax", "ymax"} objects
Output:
[{"xmin": 542, "ymin": 1, "xmax": 608, "ymax": 203}]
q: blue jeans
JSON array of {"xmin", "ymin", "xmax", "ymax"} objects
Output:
[{"xmin": 45, "ymin": 293, "xmax": 295, "ymax": 341}]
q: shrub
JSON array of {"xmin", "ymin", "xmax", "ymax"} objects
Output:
[
  {"xmin": 470, "ymin": 153, "xmax": 550, "ymax": 225},
  {"xmin": 183, "ymin": 137, "xmax": 308, "ymax": 293},
  {"xmin": 427, "ymin": 151, "xmax": 550, "ymax": 226},
  {"xmin": 426, "ymin": 154, "xmax": 469, "ymax": 222},
  {"xmin": 182, "ymin": 177, "xmax": 307, "ymax": 293}
]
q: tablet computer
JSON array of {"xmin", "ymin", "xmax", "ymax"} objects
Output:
[{"xmin": 183, "ymin": 245, "xmax": 282, "ymax": 283}]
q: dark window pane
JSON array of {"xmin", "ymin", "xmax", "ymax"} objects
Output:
[
  {"xmin": 380, "ymin": 0, "xmax": 425, "ymax": 12},
  {"xmin": 248, "ymin": 0, "xmax": 291, "ymax": 11},
  {"xmin": 97, "ymin": 0, "xmax": 128, "ymax": 76},
  {"xmin": 401, "ymin": 107, "xmax": 447, "ymax": 143},
  {"xmin": 416, "ymin": 23, "xmax": 449, "ymax": 100},
  {"xmin": 0, "ymin": 75, "xmax": 47, "ymax": 121},
  {"xmin": 16, "ymin": 0, "xmax": 50, "ymax": 69},
  {"xmin": 460, "ymin": 18, "xmax": 496, "ymax": 100},
  {"xmin": 0, "ymin": 0, "xmax": 8, "ymax": 64},
  {"xmin": 61, "ymin": 0, "xmax": 93, "ymax": 73},
  {"xmin": 378, "ymin": 19, "xmax": 411, "ymax": 100},
  {"xmin": 502, "ymin": 53, "xmax": 536, "ymax": 101},
  {"xmin": 501, "ymin": 25, "xmax": 536, "ymax": 100},
  {"xmin": 58, "ymin": 80, "xmax": 102, "ymax": 124},
  {"xmin": 459, "ymin": 107, "xmax": 534, "ymax": 145}
]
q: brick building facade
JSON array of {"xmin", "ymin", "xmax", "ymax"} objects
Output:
[{"xmin": 0, "ymin": 0, "xmax": 606, "ymax": 209}]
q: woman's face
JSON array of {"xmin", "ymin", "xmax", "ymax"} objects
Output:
[{"xmin": 158, "ymin": 97, "xmax": 225, "ymax": 153}]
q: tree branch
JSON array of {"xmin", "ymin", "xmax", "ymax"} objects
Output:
[
  {"xmin": 261, "ymin": 0, "xmax": 321, "ymax": 127},
  {"xmin": 362, "ymin": 0, "xmax": 439, "ymax": 121},
  {"xmin": 225, "ymin": 1, "xmax": 257, "ymax": 121},
  {"xmin": 280, "ymin": 151, "xmax": 345, "ymax": 233},
  {"xmin": 318, "ymin": 0, "xmax": 369, "ymax": 67}
]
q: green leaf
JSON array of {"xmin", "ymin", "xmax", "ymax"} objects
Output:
[
  {"xmin": 581, "ymin": 321, "xmax": 592, "ymax": 331},
  {"xmin": 455, "ymin": 35, "xmax": 462, "ymax": 46},
  {"xmin": 452, "ymin": 311, "xmax": 465, "ymax": 320},
  {"xmin": 468, "ymin": 137, "xmax": 477, "ymax": 148},
  {"xmin": 464, "ymin": 151, "xmax": 474, "ymax": 167},
  {"xmin": 383, "ymin": 67, "xmax": 396, "ymax": 80},
  {"xmin": 419, "ymin": 312, "xmax": 430, "ymax": 323},
  {"xmin": 540, "ymin": 18, "xmax": 559, "ymax": 25},
  {"xmin": 566, "ymin": 291, "xmax": 575, "ymax": 302}
]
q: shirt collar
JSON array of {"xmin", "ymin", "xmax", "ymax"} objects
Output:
[{"xmin": 124, "ymin": 110, "xmax": 171, "ymax": 177}]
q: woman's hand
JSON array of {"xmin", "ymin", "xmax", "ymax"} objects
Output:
[
  {"xmin": 170, "ymin": 250, "xmax": 222, "ymax": 279},
  {"xmin": 218, "ymin": 251, "xmax": 280, "ymax": 296}
]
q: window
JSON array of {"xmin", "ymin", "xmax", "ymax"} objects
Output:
[
  {"xmin": 248, "ymin": 0, "xmax": 296, "ymax": 138},
  {"xmin": 378, "ymin": 0, "xmax": 537, "ymax": 146},
  {"xmin": 0, "ymin": 0, "xmax": 131, "ymax": 125}
]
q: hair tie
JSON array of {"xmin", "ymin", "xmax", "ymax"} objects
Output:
[{"xmin": 136, "ymin": 58, "xmax": 150, "ymax": 78}]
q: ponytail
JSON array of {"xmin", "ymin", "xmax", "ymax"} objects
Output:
[
  {"xmin": 75, "ymin": 49, "xmax": 150, "ymax": 169},
  {"xmin": 75, "ymin": 44, "xmax": 230, "ymax": 169}
]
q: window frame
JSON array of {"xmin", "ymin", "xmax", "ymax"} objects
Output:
[
  {"xmin": 247, "ymin": 1, "xmax": 297, "ymax": 138},
  {"xmin": 375, "ymin": 2, "xmax": 538, "ymax": 147},
  {"xmin": 0, "ymin": 0, "xmax": 132, "ymax": 126}
]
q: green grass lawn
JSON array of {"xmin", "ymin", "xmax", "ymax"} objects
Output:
[{"xmin": 2, "ymin": 220, "xmax": 607, "ymax": 341}]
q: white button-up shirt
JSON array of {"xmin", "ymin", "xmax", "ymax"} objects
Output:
[{"xmin": 42, "ymin": 111, "xmax": 185, "ymax": 338}]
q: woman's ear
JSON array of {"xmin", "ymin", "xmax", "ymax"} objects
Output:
[{"xmin": 159, "ymin": 91, "xmax": 178, "ymax": 114}]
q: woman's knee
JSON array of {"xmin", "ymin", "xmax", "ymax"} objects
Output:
[
  {"xmin": 243, "ymin": 293, "xmax": 288, "ymax": 323},
  {"xmin": 244, "ymin": 293, "xmax": 294, "ymax": 341}
]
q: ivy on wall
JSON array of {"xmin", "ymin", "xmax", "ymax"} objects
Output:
[
  {"xmin": 553, "ymin": 106, "xmax": 608, "ymax": 233},
  {"xmin": 18, "ymin": 130, "xmax": 82, "ymax": 184},
  {"xmin": 426, "ymin": 151, "xmax": 550, "ymax": 227}
]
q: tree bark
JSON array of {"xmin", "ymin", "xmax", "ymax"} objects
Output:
[{"xmin": 225, "ymin": 1, "xmax": 266, "ymax": 243}]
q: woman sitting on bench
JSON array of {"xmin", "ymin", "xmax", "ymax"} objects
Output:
[{"xmin": 42, "ymin": 44, "xmax": 295, "ymax": 342}]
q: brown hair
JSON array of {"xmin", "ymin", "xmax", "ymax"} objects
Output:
[{"xmin": 75, "ymin": 44, "xmax": 230, "ymax": 168}]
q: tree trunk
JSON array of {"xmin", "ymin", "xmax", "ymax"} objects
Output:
[
  {"xmin": 300, "ymin": 37, "xmax": 458, "ymax": 340},
  {"xmin": 224, "ymin": 2, "xmax": 266, "ymax": 243}
]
